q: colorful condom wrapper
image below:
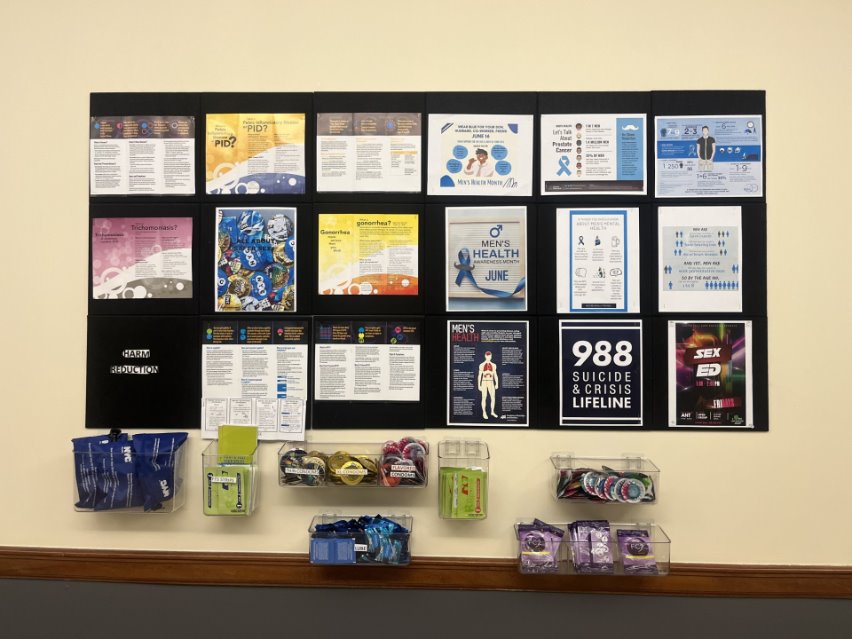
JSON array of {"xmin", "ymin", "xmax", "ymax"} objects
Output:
[
  {"xmin": 132, "ymin": 432, "xmax": 188, "ymax": 511},
  {"xmin": 617, "ymin": 529, "xmax": 659, "ymax": 575},
  {"xmin": 518, "ymin": 519, "xmax": 564, "ymax": 573},
  {"xmin": 72, "ymin": 433, "xmax": 129, "ymax": 510}
]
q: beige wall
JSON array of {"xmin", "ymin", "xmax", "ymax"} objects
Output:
[{"xmin": 1, "ymin": 0, "xmax": 850, "ymax": 565}]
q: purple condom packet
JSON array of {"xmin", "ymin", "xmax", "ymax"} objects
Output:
[
  {"xmin": 589, "ymin": 521, "xmax": 614, "ymax": 573},
  {"xmin": 72, "ymin": 434, "xmax": 128, "ymax": 510},
  {"xmin": 617, "ymin": 529, "xmax": 659, "ymax": 575},
  {"xmin": 519, "ymin": 520, "xmax": 563, "ymax": 571},
  {"xmin": 570, "ymin": 521, "xmax": 594, "ymax": 573},
  {"xmin": 132, "ymin": 432, "xmax": 188, "ymax": 511}
]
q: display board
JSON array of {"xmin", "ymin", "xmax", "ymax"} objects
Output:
[{"xmin": 86, "ymin": 90, "xmax": 768, "ymax": 432}]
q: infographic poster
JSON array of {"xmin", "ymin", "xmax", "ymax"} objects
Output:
[
  {"xmin": 668, "ymin": 321, "xmax": 753, "ymax": 428},
  {"xmin": 446, "ymin": 207, "xmax": 526, "ymax": 311},
  {"xmin": 91, "ymin": 217, "xmax": 192, "ymax": 299},
  {"xmin": 314, "ymin": 320, "xmax": 420, "ymax": 401},
  {"xmin": 201, "ymin": 320, "xmax": 308, "ymax": 440},
  {"xmin": 658, "ymin": 206, "xmax": 742, "ymax": 313},
  {"xmin": 216, "ymin": 207, "xmax": 296, "ymax": 312},
  {"xmin": 206, "ymin": 113, "xmax": 306, "ymax": 194},
  {"xmin": 559, "ymin": 320, "xmax": 643, "ymax": 426},
  {"xmin": 427, "ymin": 114, "xmax": 533, "ymax": 196},
  {"xmin": 655, "ymin": 115, "xmax": 763, "ymax": 198},
  {"xmin": 541, "ymin": 114, "xmax": 646, "ymax": 195},
  {"xmin": 89, "ymin": 115, "xmax": 195, "ymax": 195},
  {"xmin": 448, "ymin": 320, "xmax": 528, "ymax": 427},
  {"xmin": 317, "ymin": 112, "xmax": 421, "ymax": 192},
  {"xmin": 556, "ymin": 208, "xmax": 640, "ymax": 313},
  {"xmin": 317, "ymin": 213, "xmax": 418, "ymax": 296}
]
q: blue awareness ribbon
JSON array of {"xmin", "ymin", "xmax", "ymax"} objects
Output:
[
  {"xmin": 454, "ymin": 248, "xmax": 526, "ymax": 298},
  {"xmin": 557, "ymin": 155, "xmax": 571, "ymax": 176}
]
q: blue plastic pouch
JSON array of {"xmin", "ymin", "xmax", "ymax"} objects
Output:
[
  {"xmin": 132, "ymin": 432, "xmax": 188, "ymax": 511},
  {"xmin": 72, "ymin": 433, "xmax": 128, "ymax": 510}
]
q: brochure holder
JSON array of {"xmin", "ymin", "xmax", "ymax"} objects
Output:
[
  {"xmin": 438, "ymin": 439, "xmax": 489, "ymax": 519},
  {"xmin": 308, "ymin": 513, "xmax": 413, "ymax": 566},
  {"xmin": 551, "ymin": 454, "xmax": 659, "ymax": 503},
  {"xmin": 202, "ymin": 440, "xmax": 259, "ymax": 516}
]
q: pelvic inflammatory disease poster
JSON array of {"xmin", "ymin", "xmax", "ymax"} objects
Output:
[
  {"xmin": 446, "ymin": 207, "xmax": 527, "ymax": 311},
  {"xmin": 317, "ymin": 213, "xmax": 418, "ymax": 296},
  {"xmin": 206, "ymin": 113, "xmax": 306, "ymax": 195},
  {"xmin": 91, "ymin": 217, "xmax": 193, "ymax": 299},
  {"xmin": 448, "ymin": 320, "xmax": 528, "ymax": 427}
]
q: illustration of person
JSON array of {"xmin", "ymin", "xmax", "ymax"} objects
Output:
[
  {"xmin": 477, "ymin": 351, "xmax": 499, "ymax": 420},
  {"xmin": 464, "ymin": 148, "xmax": 495, "ymax": 177},
  {"xmin": 696, "ymin": 126, "xmax": 716, "ymax": 170}
]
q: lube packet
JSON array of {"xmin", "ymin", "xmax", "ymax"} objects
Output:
[
  {"xmin": 132, "ymin": 432, "xmax": 188, "ymax": 511},
  {"xmin": 617, "ymin": 529, "xmax": 658, "ymax": 575},
  {"xmin": 439, "ymin": 467, "xmax": 487, "ymax": 519}
]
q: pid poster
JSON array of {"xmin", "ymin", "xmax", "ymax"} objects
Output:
[
  {"xmin": 427, "ymin": 114, "xmax": 533, "ymax": 196},
  {"xmin": 655, "ymin": 115, "xmax": 763, "ymax": 198},
  {"xmin": 556, "ymin": 208, "xmax": 640, "ymax": 313},
  {"xmin": 92, "ymin": 217, "xmax": 192, "ymax": 300},
  {"xmin": 559, "ymin": 320, "xmax": 643, "ymax": 426},
  {"xmin": 216, "ymin": 208, "xmax": 296, "ymax": 312},
  {"xmin": 446, "ymin": 207, "xmax": 526, "ymax": 311},
  {"xmin": 317, "ymin": 213, "xmax": 418, "ymax": 296},
  {"xmin": 201, "ymin": 320, "xmax": 308, "ymax": 440},
  {"xmin": 668, "ymin": 320, "xmax": 753, "ymax": 428},
  {"xmin": 658, "ymin": 206, "xmax": 742, "ymax": 312},
  {"xmin": 317, "ymin": 112, "xmax": 421, "ymax": 192},
  {"xmin": 206, "ymin": 113, "xmax": 306, "ymax": 195},
  {"xmin": 541, "ymin": 114, "xmax": 646, "ymax": 195},
  {"xmin": 90, "ymin": 115, "xmax": 195, "ymax": 195},
  {"xmin": 448, "ymin": 320, "xmax": 528, "ymax": 427}
]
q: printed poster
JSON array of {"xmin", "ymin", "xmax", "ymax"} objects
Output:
[
  {"xmin": 201, "ymin": 320, "xmax": 308, "ymax": 440},
  {"xmin": 317, "ymin": 112, "xmax": 421, "ymax": 192},
  {"xmin": 446, "ymin": 207, "xmax": 526, "ymax": 311},
  {"xmin": 216, "ymin": 207, "xmax": 296, "ymax": 312},
  {"xmin": 448, "ymin": 320, "xmax": 528, "ymax": 427},
  {"xmin": 427, "ymin": 114, "xmax": 533, "ymax": 196},
  {"xmin": 541, "ymin": 114, "xmax": 646, "ymax": 195},
  {"xmin": 658, "ymin": 206, "xmax": 742, "ymax": 313},
  {"xmin": 89, "ymin": 115, "xmax": 195, "ymax": 195},
  {"xmin": 655, "ymin": 115, "xmax": 763, "ymax": 198},
  {"xmin": 559, "ymin": 320, "xmax": 643, "ymax": 426},
  {"xmin": 317, "ymin": 213, "xmax": 418, "ymax": 296},
  {"xmin": 556, "ymin": 208, "xmax": 640, "ymax": 313},
  {"xmin": 91, "ymin": 217, "xmax": 192, "ymax": 299},
  {"xmin": 206, "ymin": 113, "xmax": 306, "ymax": 194},
  {"xmin": 314, "ymin": 320, "xmax": 420, "ymax": 402},
  {"xmin": 668, "ymin": 321, "xmax": 753, "ymax": 428}
]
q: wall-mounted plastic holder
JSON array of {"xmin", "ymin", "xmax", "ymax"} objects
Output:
[
  {"xmin": 278, "ymin": 436, "xmax": 428, "ymax": 487},
  {"xmin": 438, "ymin": 439, "xmax": 489, "ymax": 520},
  {"xmin": 308, "ymin": 514, "xmax": 413, "ymax": 566},
  {"xmin": 551, "ymin": 454, "xmax": 659, "ymax": 504},
  {"xmin": 202, "ymin": 441, "xmax": 258, "ymax": 516},
  {"xmin": 72, "ymin": 431, "xmax": 188, "ymax": 513},
  {"xmin": 515, "ymin": 520, "xmax": 670, "ymax": 576}
]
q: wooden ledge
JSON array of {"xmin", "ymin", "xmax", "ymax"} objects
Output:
[{"xmin": 1, "ymin": 547, "xmax": 850, "ymax": 598}]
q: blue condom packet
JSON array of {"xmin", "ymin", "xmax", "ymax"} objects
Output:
[
  {"xmin": 132, "ymin": 432, "xmax": 188, "ymax": 511},
  {"xmin": 94, "ymin": 439, "xmax": 145, "ymax": 511},
  {"xmin": 72, "ymin": 433, "xmax": 129, "ymax": 510}
]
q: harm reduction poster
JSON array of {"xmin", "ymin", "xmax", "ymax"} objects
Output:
[
  {"xmin": 448, "ymin": 320, "xmax": 528, "ymax": 427},
  {"xmin": 541, "ymin": 114, "xmax": 646, "ymax": 195},
  {"xmin": 668, "ymin": 321, "xmax": 753, "ymax": 428},
  {"xmin": 89, "ymin": 115, "xmax": 195, "ymax": 195},
  {"xmin": 427, "ymin": 114, "xmax": 533, "ymax": 196},
  {"xmin": 658, "ymin": 206, "xmax": 742, "ymax": 313},
  {"xmin": 446, "ymin": 207, "xmax": 526, "ymax": 311},
  {"xmin": 206, "ymin": 113, "xmax": 306, "ymax": 195},
  {"xmin": 655, "ymin": 115, "xmax": 763, "ymax": 198},
  {"xmin": 556, "ymin": 208, "xmax": 640, "ymax": 313},
  {"xmin": 91, "ymin": 217, "xmax": 193, "ymax": 300},
  {"xmin": 314, "ymin": 320, "xmax": 420, "ymax": 402},
  {"xmin": 317, "ymin": 213, "xmax": 418, "ymax": 296},
  {"xmin": 201, "ymin": 320, "xmax": 308, "ymax": 440},
  {"xmin": 216, "ymin": 207, "xmax": 296, "ymax": 312},
  {"xmin": 317, "ymin": 112, "xmax": 421, "ymax": 192},
  {"xmin": 559, "ymin": 320, "xmax": 643, "ymax": 426}
]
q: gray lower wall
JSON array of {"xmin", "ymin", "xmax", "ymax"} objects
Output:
[{"xmin": 2, "ymin": 579, "xmax": 851, "ymax": 638}]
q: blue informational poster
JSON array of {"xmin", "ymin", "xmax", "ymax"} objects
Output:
[
  {"xmin": 448, "ymin": 320, "xmax": 529, "ymax": 427},
  {"xmin": 559, "ymin": 320, "xmax": 643, "ymax": 426},
  {"xmin": 655, "ymin": 115, "xmax": 763, "ymax": 198}
]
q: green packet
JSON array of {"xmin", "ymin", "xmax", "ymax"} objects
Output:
[
  {"xmin": 204, "ymin": 465, "xmax": 253, "ymax": 516},
  {"xmin": 440, "ymin": 467, "xmax": 487, "ymax": 519}
]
